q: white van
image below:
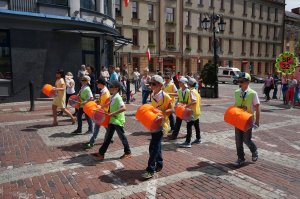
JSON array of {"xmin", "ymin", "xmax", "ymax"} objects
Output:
[{"xmin": 218, "ymin": 67, "xmax": 241, "ymax": 84}]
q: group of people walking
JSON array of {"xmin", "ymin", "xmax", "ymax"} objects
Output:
[{"xmin": 50, "ymin": 64, "xmax": 262, "ymax": 179}]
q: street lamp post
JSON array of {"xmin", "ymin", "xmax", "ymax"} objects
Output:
[{"xmin": 201, "ymin": 13, "xmax": 226, "ymax": 98}]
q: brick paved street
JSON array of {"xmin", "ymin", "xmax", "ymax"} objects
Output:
[{"xmin": 0, "ymin": 83, "xmax": 299, "ymax": 199}]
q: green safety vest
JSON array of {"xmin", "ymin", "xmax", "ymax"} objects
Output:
[
  {"xmin": 79, "ymin": 86, "xmax": 92, "ymax": 108},
  {"xmin": 234, "ymin": 88, "xmax": 256, "ymax": 118},
  {"xmin": 109, "ymin": 93, "xmax": 125, "ymax": 127},
  {"xmin": 178, "ymin": 89, "xmax": 190, "ymax": 103}
]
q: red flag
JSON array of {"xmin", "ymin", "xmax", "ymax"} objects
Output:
[
  {"xmin": 124, "ymin": 0, "xmax": 129, "ymax": 7},
  {"xmin": 146, "ymin": 48, "xmax": 151, "ymax": 61}
]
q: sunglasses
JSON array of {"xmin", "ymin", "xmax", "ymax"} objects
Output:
[{"xmin": 149, "ymin": 82, "xmax": 157, "ymax": 86}]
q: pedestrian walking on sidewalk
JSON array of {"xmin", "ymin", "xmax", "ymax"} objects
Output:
[
  {"xmin": 179, "ymin": 78, "xmax": 202, "ymax": 148},
  {"xmin": 92, "ymin": 80, "xmax": 131, "ymax": 161},
  {"xmin": 233, "ymin": 72, "xmax": 260, "ymax": 167},
  {"xmin": 142, "ymin": 75, "xmax": 173, "ymax": 179},
  {"xmin": 71, "ymin": 75, "xmax": 94, "ymax": 134},
  {"xmin": 82, "ymin": 77, "xmax": 110, "ymax": 149},
  {"xmin": 163, "ymin": 72, "xmax": 177, "ymax": 136},
  {"xmin": 52, "ymin": 69, "xmax": 76, "ymax": 126},
  {"xmin": 168, "ymin": 77, "xmax": 190, "ymax": 140}
]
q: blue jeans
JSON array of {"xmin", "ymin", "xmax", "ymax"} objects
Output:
[
  {"xmin": 76, "ymin": 108, "xmax": 93, "ymax": 132},
  {"xmin": 235, "ymin": 128, "xmax": 257, "ymax": 161},
  {"xmin": 169, "ymin": 114, "xmax": 175, "ymax": 131},
  {"xmin": 142, "ymin": 90, "xmax": 150, "ymax": 104},
  {"xmin": 186, "ymin": 119, "xmax": 201, "ymax": 143},
  {"xmin": 99, "ymin": 124, "xmax": 131, "ymax": 155},
  {"xmin": 134, "ymin": 80, "xmax": 139, "ymax": 93},
  {"xmin": 146, "ymin": 130, "xmax": 163, "ymax": 173},
  {"xmin": 89, "ymin": 124, "xmax": 108, "ymax": 144}
]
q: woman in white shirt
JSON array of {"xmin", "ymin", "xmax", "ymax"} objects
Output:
[{"xmin": 65, "ymin": 72, "xmax": 76, "ymax": 107}]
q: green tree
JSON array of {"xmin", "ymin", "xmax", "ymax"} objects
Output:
[{"xmin": 200, "ymin": 60, "xmax": 217, "ymax": 87}]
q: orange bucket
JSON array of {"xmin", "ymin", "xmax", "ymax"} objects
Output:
[
  {"xmin": 175, "ymin": 105, "xmax": 192, "ymax": 121},
  {"xmin": 42, "ymin": 84, "xmax": 57, "ymax": 97},
  {"xmin": 224, "ymin": 106, "xmax": 253, "ymax": 132},
  {"xmin": 83, "ymin": 101, "xmax": 99, "ymax": 119},
  {"xmin": 136, "ymin": 104, "xmax": 164, "ymax": 132},
  {"xmin": 93, "ymin": 109, "xmax": 108, "ymax": 126},
  {"xmin": 68, "ymin": 95, "xmax": 80, "ymax": 109}
]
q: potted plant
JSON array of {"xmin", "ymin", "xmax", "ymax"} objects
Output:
[{"xmin": 200, "ymin": 60, "xmax": 217, "ymax": 98}]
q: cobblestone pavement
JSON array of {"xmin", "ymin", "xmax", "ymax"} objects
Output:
[{"xmin": 0, "ymin": 83, "xmax": 299, "ymax": 199}]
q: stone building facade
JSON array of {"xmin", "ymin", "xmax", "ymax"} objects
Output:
[{"xmin": 115, "ymin": 0, "xmax": 285, "ymax": 77}]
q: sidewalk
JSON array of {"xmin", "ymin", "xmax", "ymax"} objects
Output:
[{"xmin": 0, "ymin": 83, "xmax": 299, "ymax": 198}]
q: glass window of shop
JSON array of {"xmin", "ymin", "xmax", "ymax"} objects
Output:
[
  {"xmin": 37, "ymin": 0, "xmax": 68, "ymax": 6},
  {"xmin": 82, "ymin": 37, "xmax": 98, "ymax": 69},
  {"xmin": 0, "ymin": 30, "xmax": 11, "ymax": 80},
  {"xmin": 80, "ymin": 0, "xmax": 96, "ymax": 11},
  {"xmin": 104, "ymin": 0, "xmax": 112, "ymax": 16}
]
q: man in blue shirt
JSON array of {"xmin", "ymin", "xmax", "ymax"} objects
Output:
[{"xmin": 108, "ymin": 65, "xmax": 119, "ymax": 82}]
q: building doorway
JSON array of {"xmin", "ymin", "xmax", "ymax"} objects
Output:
[{"xmin": 163, "ymin": 57, "xmax": 175, "ymax": 73}]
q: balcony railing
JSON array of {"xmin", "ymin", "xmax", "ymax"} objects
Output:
[{"xmin": 10, "ymin": 0, "xmax": 37, "ymax": 12}]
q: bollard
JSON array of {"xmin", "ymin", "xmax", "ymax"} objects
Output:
[
  {"xmin": 126, "ymin": 79, "xmax": 130, "ymax": 104},
  {"xmin": 29, "ymin": 81, "xmax": 35, "ymax": 111}
]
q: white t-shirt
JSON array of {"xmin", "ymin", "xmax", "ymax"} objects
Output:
[
  {"xmin": 133, "ymin": 71, "xmax": 140, "ymax": 80},
  {"xmin": 65, "ymin": 78, "xmax": 75, "ymax": 94}
]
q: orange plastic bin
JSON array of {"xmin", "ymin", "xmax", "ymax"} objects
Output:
[
  {"xmin": 68, "ymin": 95, "xmax": 80, "ymax": 109},
  {"xmin": 224, "ymin": 106, "xmax": 253, "ymax": 132},
  {"xmin": 175, "ymin": 105, "xmax": 192, "ymax": 121},
  {"xmin": 42, "ymin": 84, "xmax": 57, "ymax": 97},
  {"xmin": 135, "ymin": 104, "xmax": 164, "ymax": 132}
]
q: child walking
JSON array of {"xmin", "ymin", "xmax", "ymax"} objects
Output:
[
  {"xmin": 83, "ymin": 77, "xmax": 110, "ymax": 149},
  {"xmin": 168, "ymin": 77, "xmax": 190, "ymax": 140},
  {"xmin": 179, "ymin": 78, "xmax": 202, "ymax": 148},
  {"xmin": 93, "ymin": 80, "xmax": 131, "ymax": 161},
  {"xmin": 142, "ymin": 75, "xmax": 173, "ymax": 179},
  {"xmin": 233, "ymin": 72, "xmax": 260, "ymax": 167}
]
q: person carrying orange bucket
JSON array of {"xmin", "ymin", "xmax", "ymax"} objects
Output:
[
  {"xmin": 141, "ymin": 75, "xmax": 173, "ymax": 179},
  {"xmin": 168, "ymin": 77, "xmax": 190, "ymax": 140},
  {"xmin": 178, "ymin": 78, "xmax": 202, "ymax": 148},
  {"xmin": 162, "ymin": 72, "xmax": 178, "ymax": 136},
  {"xmin": 51, "ymin": 69, "xmax": 76, "ymax": 126},
  {"xmin": 231, "ymin": 72, "xmax": 260, "ymax": 167},
  {"xmin": 92, "ymin": 80, "xmax": 131, "ymax": 161},
  {"xmin": 82, "ymin": 77, "xmax": 110, "ymax": 149},
  {"xmin": 71, "ymin": 75, "xmax": 94, "ymax": 134}
]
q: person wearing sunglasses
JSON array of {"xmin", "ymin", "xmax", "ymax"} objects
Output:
[
  {"xmin": 163, "ymin": 72, "xmax": 178, "ymax": 135},
  {"xmin": 93, "ymin": 80, "xmax": 131, "ymax": 161},
  {"xmin": 142, "ymin": 75, "xmax": 173, "ymax": 179},
  {"xmin": 233, "ymin": 72, "xmax": 260, "ymax": 167},
  {"xmin": 71, "ymin": 75, "xmax": 94, "ymax": 134}
]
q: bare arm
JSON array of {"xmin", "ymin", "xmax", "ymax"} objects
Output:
[
  {"xmin": 254, "ymin": 104, "xmax": 260, "ymax": 127},
  {"xmin": 109, "ymin": 105, "xmax": 126, "ymax": 117}
]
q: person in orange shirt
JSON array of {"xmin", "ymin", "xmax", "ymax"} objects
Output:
[{"xmin": 83, "ymin": 77, "xmax": 110, "ymax": 149}]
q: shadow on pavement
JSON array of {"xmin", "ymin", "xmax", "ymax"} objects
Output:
[
  {"xmin": 186, "ymin": 161, "xmax": 254, "ymax": 176},
  {"xmin": 21, "ymin": 128, "xmax": 38, "ymax": 132},
  {"xmin": 62, "ymin": 154, "xmax": 98, "ymax": 166},
  {"xmin": 98, "ymin": 169, "xmax": 143, "ymax": 185},
  {"xmin": 49, "ymin": 132, "xmax": 76, "ymax": 138},
  {"xmin": 130, "ymin": 131, "xmax": 151, "ymax": 136},
  {"xmin": 58, "ymin": 142, "xmax": 86, "ymax": 152}
]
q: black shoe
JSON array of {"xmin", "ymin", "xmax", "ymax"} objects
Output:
[
  {"xmin": 71, "ymin": 129, "xmax": 82, "ymax": 134},
  {"xmin": 85, "ymin": 130, "xmax": 93, "ymax": 134},
  {"xmin": 155, "ymin": 165, "xmax": 163, "ymax": 172},
  {"xmin": 233, "ymin": 159, "xmax": 245, "ymax": 167},
  {"xmin": 252, "ymin": 151, "xmax": 258, "ymax": 162},
  {"xmin": 82, "ymin": 142, "xmax": 94, "ymax": 149},
  {"xmin": 167, "ymin": 135, "xmax": 177, "ymax": 140}
]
